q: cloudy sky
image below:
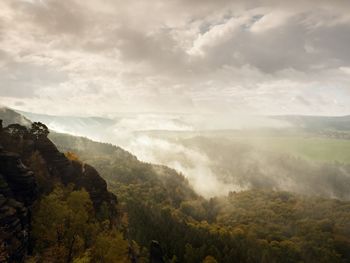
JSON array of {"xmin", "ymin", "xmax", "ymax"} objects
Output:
[{"xmin": 1, "ymin": 0, "xmax": 350, "ymax": 116}]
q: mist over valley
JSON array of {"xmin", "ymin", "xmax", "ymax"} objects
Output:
[{"xmin": 11, "ymin": 109, "xmax": 350, "ymax": 199}]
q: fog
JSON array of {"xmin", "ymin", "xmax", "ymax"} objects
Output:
[
  {"xmin": 17, "ymin": 110, "xmax": 350, "ymax": 199},
  {"xmin": 20, "ymin": 111, "xmax": 286, "ymax": 196},
  {"xmin": 124, "ymin": 134, "xmax": 246, "ymax": 197}
]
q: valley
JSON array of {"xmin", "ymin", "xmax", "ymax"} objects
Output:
[{"xmin": 1, "ymin": 108, "xmax": 350, "ymax": 262}]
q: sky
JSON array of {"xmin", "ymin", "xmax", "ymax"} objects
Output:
[{"xmin": 1, "ymin": 0, "xmax": 350, "ymax": 116}]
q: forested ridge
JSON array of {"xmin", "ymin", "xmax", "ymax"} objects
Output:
[
  {"xmin": 1, "ymin": 107, "xmax": 350, "ymax": 262},
  {"xmin": 50, "ymin": 132, "xmax": 350, "ymax": 263},
  {"xmin": 0, "ymin": 121, "xmax": 131, "ymax": 262}
]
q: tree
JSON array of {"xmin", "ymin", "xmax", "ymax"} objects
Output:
[
  {"xmin": 26, "ymin": 151, "xmax": 52, "ymax": 193},
  {"xmin": 184, "ymin": 244, "xmax": 197, "ymax": 263},
  {"xmin": 32, "ymin": 187, "xmax": 94, "ymax": 262},
  {"xmin": 203, "ymin": 256, "xmax": 218, "ymax": 263},
  {"xmin": 31, "ymin": 184, "xmax": 132, "ymax": 262},
  {"xmin": 170, "ymin": 255, "xmax": 178, "ymax": 263},
  {"xmin": 65, "ymin": 152, "xmax": 82, "ymax": 163},
  {"xmin": 3, "ymin": 123, "xmax": 28, "ymax": 138},
  {"xmin": 30, "ymin": 122, "xmax": 49, "ymax": 140},
  {"xmin": 91, "ymin": 230, "xmax": 129, "ymax": 263}
]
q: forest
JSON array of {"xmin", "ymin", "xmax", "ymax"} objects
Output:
[
  {"xmin": 1, "ymin": 108, "xmax": 350, "ymax": 262},
  {"xmin": 49, "ymin": 131, "xmax": 350, "ymax": 262}
]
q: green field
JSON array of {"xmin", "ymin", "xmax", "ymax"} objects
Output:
[
  {"xmin": 149, "ymin": 130, "xmax": 350, "ymax": 164},
  {"xmin": 229, "ymin": 136, "xmax": 350, "ymax": 164}
]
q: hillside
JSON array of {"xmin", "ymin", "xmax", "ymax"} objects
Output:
[
  {"xmin": 49, "ymin": 129, "xmax": 350, "ymax": 262},
  {"xmin": 273, "ymin": 115, "xmax": 350, "ymax": 132},
  {"xmin": 1, "ymin": 109, "xmax": 350, "ymax": 262},
  {"xmin": 0, "ymin": 121, "xmax": 131, "ymax": 262},
  {"xmin": 0, "ymin": 108, "xmax": 31, "ymax": 127}
]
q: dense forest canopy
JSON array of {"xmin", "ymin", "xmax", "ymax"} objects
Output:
[
  {"xmin": 1, "ymin": 109, "xmax": 350, "ymax": 262},
  {"xmin": 49, "ymin": 129, "xmax": 350, "ymax": 263}
]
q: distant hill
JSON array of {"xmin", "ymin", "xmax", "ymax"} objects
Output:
[
  {"xmin": 7, "ymin": 108, "xmax": 350, "ymax": 135},
  {"xmin": 0, "ymin": 107, "xmax": 31, "ymax": 126},
  {"xmin": 273, "ymin": 115, "xmax": 350, "ymax": 131},
  {"xmin": 2, "ymin": 107, "xmax": 350, "ymax": 262},
  {"xmin": 18, "ymin": 110, "xmax": 115, "ymax": 139}
]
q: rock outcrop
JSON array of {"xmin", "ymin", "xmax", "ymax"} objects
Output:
[
  {"xmin": 0, "ymin": 149, "xmax": 37, "ymax": 262},
  {"xmin": 0, "ymin": 120, "xmax": 118, "ymax": 261},
  {"xmin": 150, "ymin": 240, "xmax": 165, "ymax": 263},
  {"xmin": 33, "ymin": 133, "xmax": 118, "ymax": 214}
]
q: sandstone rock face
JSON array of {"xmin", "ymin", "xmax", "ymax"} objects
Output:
[
  {"xmin": 0, "ymin": 149, "xmax": 37, "ymax": 262},
  {"xmin": 34, "ymin": 136, "xmax": 118, "ymax": 214},
  {"xmin": 0, "ymin": 151, "xmax": 37, "ymax": 206},
  {"xmin": 0, "ymin": 120, "xmax": 119, "ymax": 261}
]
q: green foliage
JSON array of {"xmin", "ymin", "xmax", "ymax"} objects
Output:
[
  {"xmin": 30, "ymin": 122, "xmax": 49, "ymax": 140},
  {"xmin": 73, "ymin": 252, "xmax": 91, "ymax": 263},
  {"xmin": 184, "ymin": 244, "xmax": 197, "ymax": 263},
  {"xmin": 26, "ymin": 151, "xmax": 53, "ymax": 194},
  {"xmin": 202, "ymin": 256, "xmax": 218, "ymax": 263},
  {"xmin": 90, "ymin": 230, "xmax": 129, "ymax": 263},
  {"xmin": 32, "ymin": 187, "xmax": 94, "ymax": 261},
  {"xmin": 48, "ymin": 131, "xmax": 350, "ymax": 263},
  {"xmin": 3, "ymin": 123, "xmax": 28, "ymax": 138},
  {"xmin": 31, "ymin": 186, "xmax": 129, "ymax": 263}
]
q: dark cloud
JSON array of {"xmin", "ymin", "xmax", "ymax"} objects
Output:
[
  {"xmin": 12, "ymin": 0, "xmax": 87, "ymax": 35},
  {"xmin": 0, "ymin": 0, "xmax": 350, "ymax": 115}
]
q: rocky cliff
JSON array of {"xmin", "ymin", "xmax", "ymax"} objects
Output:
[
  {"xmin": 33, "ymin": 134, "xmax": 117, "ymax": 213},
  {"xmin": 0, "ymin": 120, "xmax": 118, "ymax": 261},
  {"xmin": 0, "ymin": 148, "xmax": 37, "ymax": 262}
]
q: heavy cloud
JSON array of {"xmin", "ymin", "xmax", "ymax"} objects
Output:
[{"xmin": 1, "ymin": 0, "xmax": 350, "ymax": 115}]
